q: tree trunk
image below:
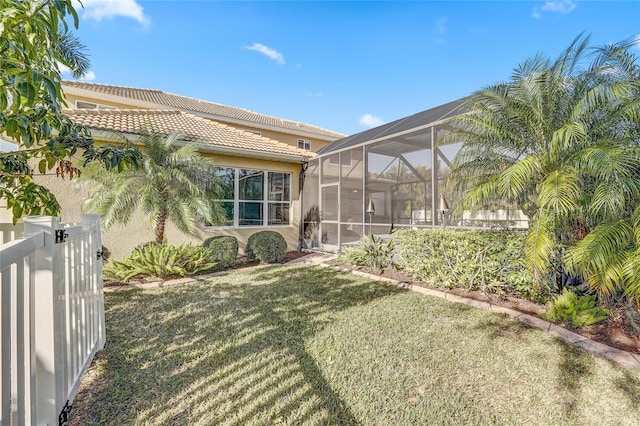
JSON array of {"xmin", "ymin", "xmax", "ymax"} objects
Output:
[{"xmin": 155, "ymin": 210, "xmax": 167, "ymax": 244}]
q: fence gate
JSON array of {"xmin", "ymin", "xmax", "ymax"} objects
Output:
[{"xmin": 0, "ymin": 215, "xmax": 106, "ymax": 426}]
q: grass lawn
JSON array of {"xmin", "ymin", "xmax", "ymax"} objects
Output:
[{"xmin": 72, "ymin": 264, "xmax": 640, "ymax": 425}]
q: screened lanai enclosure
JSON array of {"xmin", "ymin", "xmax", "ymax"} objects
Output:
[{"xmin": 301, "ymin": 100, "xmax": 529, "ymax": 252}]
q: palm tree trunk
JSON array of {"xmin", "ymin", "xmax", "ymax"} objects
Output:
[{"xmin": 155, "ymin": 210, "xmax": 167, "ymax": 243}]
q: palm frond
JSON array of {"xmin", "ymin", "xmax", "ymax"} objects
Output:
[
  {"xmin": 497, "ymin": 155, "xmax": 542, "ymax": 199},
  {"xmin": 54, "ymin": 29, "xmax": 90, "ymax": 78},
  {"xmin": 565, "ymin": 218, "xmax": 634, "ymax": 295},
  {"xmin": 537, "ymin": 169, "xmax": 580, "ymax": 215},
  {"xmin": 525, "ymin": 212, "xmax": 555, "ymax": 281},
  {"xmin": 621, "ymin": 248, "xmax": 640, "ymax": 303}
]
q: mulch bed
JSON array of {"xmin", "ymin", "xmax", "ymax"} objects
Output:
[{"xmin": 328, "ymin": 259, "xmax": 640, "ymax": 356}]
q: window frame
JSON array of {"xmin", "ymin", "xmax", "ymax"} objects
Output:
[
  {"xmin": 75, "ymin": 100, "xmax": 117, "ymax": 110},
  {"xmin": 297, "ymin": 139, "xmax": 311, "ymax": 151},
  {"xmin": 207, "ymin": 167, "xmax": 292, "ymax": 228}
]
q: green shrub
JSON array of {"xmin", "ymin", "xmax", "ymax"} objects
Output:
[
  {"xmin": 246, "ymin": 231, "xmax": 287, "ymax": 263},
  {"xmin": 393, "ymin": 228, "xmax": 543, "ymax": 300},
  {"xmin": 203, "ymin": 235, "xmax": 238, "ymax": 269},
  {"xmin": 344, "ymin": 235, "xmax": 395, "ymax": 271},
  {"xmin": 103, "ymin": 242, "xmax": 216, "ymax": 283},
  {"xmin": 543, "ymin": 289, "xmax": 608, "ymax": 328}
]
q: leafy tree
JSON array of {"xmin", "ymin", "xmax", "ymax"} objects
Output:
[
  {"xmin": 0, "ymin": 0, "xmax": 140, "ymax": 222},
  {"xmin": 83, "ymin": 131, "xmax": 226, "ymax": 243},
  {"xmin": 444, "ymin": 34, "xmax": 640, "ymax": 301}
]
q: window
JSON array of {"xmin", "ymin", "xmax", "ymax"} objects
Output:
[
  {"xmin": 268, "ymin": 172, "xmax": 291, "ymax": 225},
  {"xmin": 76, "ymin": 101, "xmax": 117, "ymax": 110},
  {"xmin": 76, "ymin": 101, "xmax": 98, "ymax": 109},
  {"xmin": 210, "ymin": 167, "xmax": 235, "ymax": 226},
  {"xmin": 209, "ymin": 168, "xmax": 291, "ymax": 227},
  {"xmin": 297, "ymin": 139, "xmax": 311, "ymax": 150},
  {"xmin": 239, "ymin": 169, "xmax": 264, "ymax": 226}
]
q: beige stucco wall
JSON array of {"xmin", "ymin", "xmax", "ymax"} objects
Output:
[
  {"xmin": 235, "ymin": 125, "xmax": 332, "ymax": 152},
  {"xmin": 30, "ymin": 151, "xmax": 303, "ymax": 261}
]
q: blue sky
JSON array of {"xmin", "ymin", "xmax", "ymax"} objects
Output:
[{"xmin": 67, "ymin": 0, "xmax": 640, "ymax": 136}]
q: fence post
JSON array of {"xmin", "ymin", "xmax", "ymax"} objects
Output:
[
  {"xmin": 24, "ymin": 216, "xmax": 63, "ymax": 426},
  {"xmin": 82, "ymin": 213, "xmax": 106, "ymax": 350}
]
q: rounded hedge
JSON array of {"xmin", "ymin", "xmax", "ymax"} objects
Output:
[
  {"xmin": 203, "ymin": 235, "xmax": 239, "ymax": 269},
  {"xmin": 246, "ymin": 231, "xmax": 287, "ymax": 263}
]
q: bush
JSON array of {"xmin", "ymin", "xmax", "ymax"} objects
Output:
[
  {"xmin": 246, "ymin": 231, "xmax": 287, "ymax": 263},
  {"xmin": 203, "ymin": 235, "xmax": 238, "ymax": 269},
  {"xmin": 393, "ymin": 228, "xmax": 543, "ymax": 300},
  {"xmin": 344, "ymin": 235, "xmax": 395, "ymax": 271},
  {"xmin": 543, "ymin": 289, "xmax": 609, "ymax": 328},
  {"xmin": 103, "ymin": 242, "xmax": 216, "ymax": 283}
]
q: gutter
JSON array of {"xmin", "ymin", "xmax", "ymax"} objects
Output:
[{"xmin": 194, "ymin": 142, "xmax": 310, "ymax": 163}]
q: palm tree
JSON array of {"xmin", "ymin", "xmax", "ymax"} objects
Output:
[
  {"xmin": 83, "ymin": 131, "xmax": 225, "ymax": 243},
  {"xmin": 443, "ymin": 35, "xmax": 640, "ymax": 300}
]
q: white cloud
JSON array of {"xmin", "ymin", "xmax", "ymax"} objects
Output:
[
  {"xmin": 542, "ymin": 0, "xmax": 577, "ymax": 13},
  {"xmin": 533, "ymin": 0, "xmax": 577, "ymax": 19},
  {"xmin": 75, "ymin": 0, "xmax": 150, "ymax": 26},
  {"xmin": 434, "ymin": 17, "xmax": 448, "ymax": 34},
  {"xmin": 80, "ymin": 71, "xmax": 96, "ymax": 82},
  {"xmin": 57, "ymin": 61, "xmax": 96, "ymax": 82},
  {"xmin": 359, "ymin": 114, "xmax": 385, "ymax": 128},
  {"xmin": 245, "ymin": 43, "xmax": 285, "ymax": 65},
  {"xmin": 57, "ymin": 62, "xmax": 71, "ymax": 73}
]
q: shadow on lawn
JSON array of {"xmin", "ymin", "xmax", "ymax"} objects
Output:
[
  {"xmin": 555, "ymin": 344, "xmax": 594, "ymax": 418},
  {"xmin": 72, "ymin": 264, "xmax": 405, "ymax": 425},
  {"xmin": 615, "ymin": 370, "xmax": 640, "ymax": 407}
]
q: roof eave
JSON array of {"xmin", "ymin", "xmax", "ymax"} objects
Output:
[
  {"xmin": 195, "ymin": 143, "xmax": 313, "ymax": 163},
  {"xmin": 88, "ymin": 129, "xmax": 312, "ymax": 164}
]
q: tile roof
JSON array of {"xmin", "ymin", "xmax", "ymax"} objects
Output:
[
  {"xmin": 62, "ymin": 81, "xmax": 345, "ymax": 140},
  {"xmin": 64, "ymin": 109, "xmax": 315, "ymax": 161}
]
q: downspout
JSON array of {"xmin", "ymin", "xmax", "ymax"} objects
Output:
[{"xmin": 297, "ymin": 160, "xmax": 309, "ymax": 251}]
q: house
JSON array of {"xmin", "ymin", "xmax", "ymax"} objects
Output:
[{"xmin": 30, "ymin": 82, "xmax": 345, "ymax": 259}]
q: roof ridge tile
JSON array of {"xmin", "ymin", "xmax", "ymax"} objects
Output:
[{"xmin": 62, "ymin": 80, "xmax": 164, "ymax": 94}]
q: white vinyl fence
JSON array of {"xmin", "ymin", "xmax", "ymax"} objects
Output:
[{"xmin": 0, "ymin": 215, "xmax": 105, "ymax": 426}]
